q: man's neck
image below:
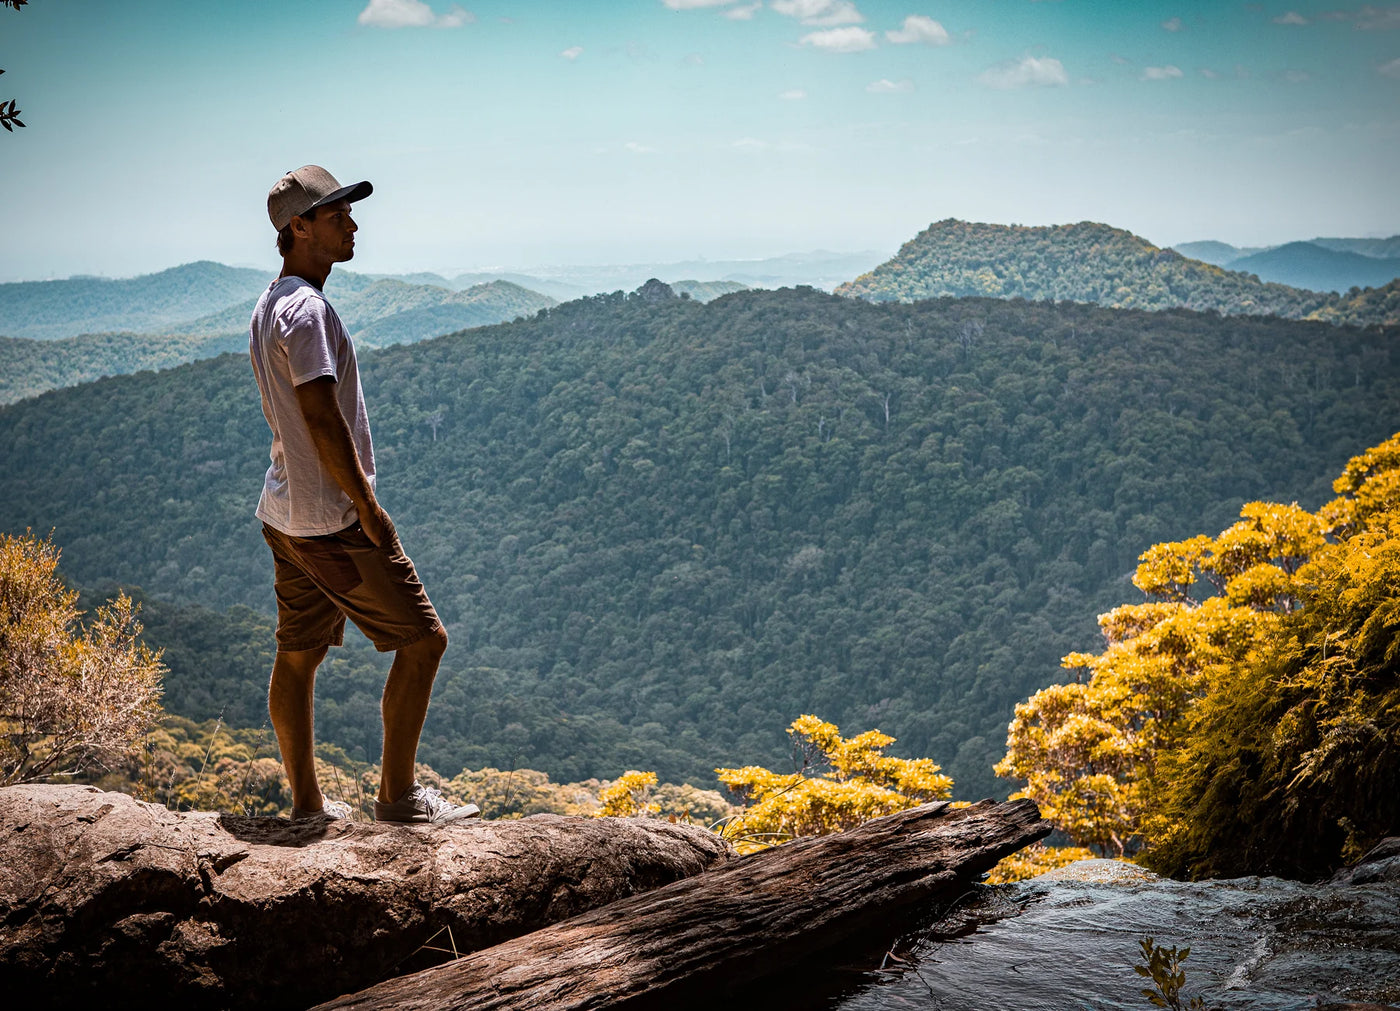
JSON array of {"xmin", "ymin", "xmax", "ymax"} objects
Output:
[{"xmin": 279, "ymin": 254, "xmax": 332, "ymax": 291}]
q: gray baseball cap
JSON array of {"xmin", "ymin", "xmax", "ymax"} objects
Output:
[{"xmin": 267, "ymin": 165, "xmax": 372, "ymax": 231}]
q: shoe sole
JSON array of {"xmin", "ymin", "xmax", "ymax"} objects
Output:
[{"xmin": 374, "ymin": 804, "xmax": 481, "ymax": 824}]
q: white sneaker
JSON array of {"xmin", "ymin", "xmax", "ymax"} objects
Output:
[
  {"xmin": 292, "ymin": 799, "xmax": 354, "ymax": 822},
  {"xmin": 374, "ymin": 782, "xmax": 480, "ymax": 824}
]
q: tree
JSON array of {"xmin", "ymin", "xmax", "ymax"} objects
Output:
[
  {"xmin": 1146, "ymin": 432, "xmax": 1400, "ymax": 878},
  {"xmin": 0, "ymin": 531, "xmax": 164, "ymax": 785},
  {"xmin": 715, "ymin": 714, "xmax": 953, "ymax": 853},
  {"xmin": 997, "ymin": 431, "xmax": 1400, "ymax": 874},
  {"xmin": 996, "ymin": 500, "xmax": 1325, "ymax": 855}
]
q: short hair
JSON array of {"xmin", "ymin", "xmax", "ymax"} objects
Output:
[{"xmin": 275, "ymin": 205, "xmax": 319, "ymax": 256}]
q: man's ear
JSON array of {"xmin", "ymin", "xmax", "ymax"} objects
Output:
[{"xmin": 290, "ymin": 214, "xmax": 314, "ymax": 239}]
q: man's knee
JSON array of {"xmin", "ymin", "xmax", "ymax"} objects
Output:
[{"xmin": 404, "ymin": 625, "xmax": 447, "ymax": 662}]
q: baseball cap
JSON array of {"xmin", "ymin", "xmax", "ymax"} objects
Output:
[{"xmin": 268, "ymin": 165, "xmax": 373, "ymax": 231}]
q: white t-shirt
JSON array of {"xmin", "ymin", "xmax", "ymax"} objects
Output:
[{"xmin": 249, "ymin": 276, "xmax": 376, "ymax": 537}]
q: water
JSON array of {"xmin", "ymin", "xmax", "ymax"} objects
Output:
[{"xmin": 829, "ymin": 860, "xmax": 1400, "ymax": 1011}]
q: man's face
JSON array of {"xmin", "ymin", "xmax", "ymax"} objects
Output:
[{"xmin": 295, "ymin": 199, "xmax": 358, "ymax": 263}]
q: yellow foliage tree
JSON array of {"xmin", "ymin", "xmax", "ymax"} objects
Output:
[
  {"xmin": 996, "ymin": 498, "xmax": 1326, "ymax": 855},
  {"xmin": 596, "ymin": 770, "xmax": 660, "ymax": 817},
  {"xmin": 1, "ymin": 531, "xmax": 164, "ymax": 785},
  {"xmin": 1147, "ymin": 433, "xmax": 1400, "ymax": 878},
  {"xmin": 716, "ymin": 714, "xmax": 953, "ymax": 853}
]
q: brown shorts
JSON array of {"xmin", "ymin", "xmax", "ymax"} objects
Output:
[{"xmin": 261, "ymin": 522, "xmax": 442, "ymax": 653}]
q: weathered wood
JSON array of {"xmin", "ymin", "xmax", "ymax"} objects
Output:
[
  {"xmin": 316, "ymin": 798, "xmax": 1051, "ymax": 1010},
  {"xmin": 0, "ymin": 784, "xmax": 733, "ymax": 1010}
]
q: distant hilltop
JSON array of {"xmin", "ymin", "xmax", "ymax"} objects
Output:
[
  {"xmin": 836, "ymin": 219, "xmax": 1398, "ymax": 328},
  {"xmin": 1175, "ymin": 236, "xmax": 1400, "ymax": 292}
]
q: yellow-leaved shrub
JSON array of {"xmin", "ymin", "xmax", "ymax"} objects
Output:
[{"xmin": 715, "ymin": 714, "xmax": 952, "ymax": 853}]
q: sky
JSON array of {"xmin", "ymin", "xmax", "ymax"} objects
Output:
[{"xmin": 1, "ymin": 0, "xmax": 1397, "ymax": 281}]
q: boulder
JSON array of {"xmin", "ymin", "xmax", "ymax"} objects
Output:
[{"xmin": 0, "ymin": 784, "xmax": 733, "ymax": 1010}]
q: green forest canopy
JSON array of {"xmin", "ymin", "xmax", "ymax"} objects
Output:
[{"xmin": 3, "ymin": 284, "xmax": 1397, "ymax": 798}]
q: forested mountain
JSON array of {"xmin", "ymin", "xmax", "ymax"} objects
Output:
[
  {"xmin": 670, "ymin": 280, "xmax": 749, "ymax": 302},
  {"xmin": 0, "ymin": 262, "xmax": 270, "ymax": 340},
  {"xmin": 1171, "ymin": 240, "xmax": 1265, "ymax": 266},
  {"xmin": 1311, "ymin": 236, "xmax": 1400, "ymax": 259},
  {"xmin": 1306, "ymin": 278, "xmax": 1400, "ymax": 329},
  {"xmin": 0, "ymin": 262, "xmax": 561, "ymax": 345},
  {"xmin": 834, "ymin": 220, "xmax": 1381, "ymax": 323},
  {"xmin": 0, "ymin": 279, "xmax": 557, "ymax": 405},
  {"xmin": 1227, "ymin": 242, "xmax": 1400, "ymax": 293},
  {"xmin": 1174, "ymin": 236, "xmax": 1400, "ymax": 268},
  {"xmin": 0, "ymin": 332, "xmax": 245, "ymax": 406},
  {"xmin": 3, "ymin": 285, "xmax": 1396, "ymax": 799}
]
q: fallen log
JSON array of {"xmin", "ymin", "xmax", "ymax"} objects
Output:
[
  {"xmin": 317, "ymin": 798, "xmax": 1051, "ymax": 1010},
  {"xmin": 0, "ymin": 784, "xmax": 733, "ymax": 1010}
]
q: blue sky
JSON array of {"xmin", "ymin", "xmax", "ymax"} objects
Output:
[{"xmin": 1, "ymin": 0, "xmax": 1397, "ymax": 280}]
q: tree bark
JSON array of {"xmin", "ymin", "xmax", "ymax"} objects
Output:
[{"xmin": 316, "ymin": 798, "xmax": 1051, "ymax": 1011}]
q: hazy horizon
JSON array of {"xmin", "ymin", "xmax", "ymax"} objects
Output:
[{"xmin": 3, "ymin": 0, "xmax": 1398, "ymax": 283}]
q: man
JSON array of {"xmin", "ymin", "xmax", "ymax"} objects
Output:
[{"xmin": 250, "ymin": 165, "xmax": 477, "ymax": 824}]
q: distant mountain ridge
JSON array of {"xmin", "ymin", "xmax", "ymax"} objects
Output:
[
  {"xmin": 0, "ymin": 274, "xmax": 558, "ymax": 405},
  {"xmin": 0, "ymin": 261, "xmax": 271, "ymax": 341},
  {"xmin": 1173, "ymin": 235, "xmax": 1400, "ymax": 292},
  {"xmin": 835, "ymin": 220, "xmax": 1397, "ymax": 327},
  {"xmin": 1209, "ymin": 242, "xmax": 1400, "ymax": 294}
]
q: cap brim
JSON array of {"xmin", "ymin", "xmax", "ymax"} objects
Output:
[{"xmin": 308, "ymin": 179, "xmax": 373, "ymax": 213}]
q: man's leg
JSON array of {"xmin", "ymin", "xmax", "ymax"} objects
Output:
[
  {"xmin": 378, "ymin": 627, "xmax": 448, "ymax": 804},
  {"xmin": 269, "ymin": 645, "xmax": 329, "ymax": 812}
]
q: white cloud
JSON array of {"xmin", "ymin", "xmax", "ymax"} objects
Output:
[
  {"xmin": 799, "ymin": 25, "xmax": 877, "ymax": 51},
  {"xmin": 1199, "ymin": 66, "xmax": 1220, "ymax": 78},
  {"xmin": 886, "ymin": 14, "xmax": 950, "ymax": 45},
  {"xmin": 773, "ymin": 0, "xmax": 864, "ymax": 26},
  {"xmin": 724, "ymin": 2, "xmax": 762, "ymax": 17},
  {"xmin": 438, "ymin": 5, "xmax": 473, "ymax": 27},
  {"xmin": 1141, "ymin": 64, "xmax": 1184, "ymax": 80},
  {"xmin": 684, "ymin": 52, "xmax": 705, "ymax": 65},
  {"xmin": 1161, "ymin": 16, "xmax": 1184, "ymax": 31},
  {"xmin": 779, "ymin": 88, "xmax": 808, "ymax": 99},
  {"xmin": 866, "ymin": 77, "xmax": 914, "ymax": 92},
  {"xmin": 560, "ymin": 45, "xmax": 584, "ymax": 60},
  {"xmin": 1273, "ymin": 10, "xmax": 1308, "ymax": 23},
  {"xmin": 1357, "ymin": 5, "xmax": 1400, "ymax": 29},
  {"xmin": 357, "ymin": 0, "xmax": 472, "ymax": 28},
  {"xmin": 732, "ymin": 137, "xmax": 769, "ymax": 149},
  {"xmin": 625, "ymin": 141, "xmax": 657, "ymax": 153},
  {"xmin": 977, "ymin": 55, "xmax": 1069, "ymax": 89},
  {"xmin": 1281, "ymin": 68, "xmax": 1312, "ymax": 81},
  {"xmin": 1381, "ymin": 56, "xmax": 1400, "ymax": 76},
  {"xmin": 664, "ymin": 0, "xmax": 738, "ymax": 8},
  {"xmin": 1109, "ymin": 52, "xmax": 1132, "ymax": 65}
]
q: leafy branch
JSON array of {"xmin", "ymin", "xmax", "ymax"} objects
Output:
[
  {"xmin": 0, "ymin": 94, "xmax": 25, "ymax": 133},
  {"xmin": 2, "ymin": 1, "xmax": 28, "ymax": 132}
]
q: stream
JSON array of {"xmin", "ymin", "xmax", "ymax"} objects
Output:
[{"xmin": 825, "ymin": 854, "xmax": 1400, "ymax": 1010}]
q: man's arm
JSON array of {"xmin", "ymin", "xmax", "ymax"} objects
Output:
[{"xmin": 294, "ymin": 376, "xmax": 395, "ymax": 546}]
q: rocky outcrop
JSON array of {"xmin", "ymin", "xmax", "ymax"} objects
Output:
[
  {"xmin": 0, "ymin": 784, "xmax": 733, "ymax": 1010},
  {"xmin": 1330, "ymin": 837, "xmax": 1400, "ymax": 886}
]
